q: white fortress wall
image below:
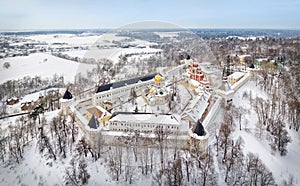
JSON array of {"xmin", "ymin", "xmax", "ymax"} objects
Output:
[{"xmin": 231, "ymin": 72, "xmax": 251, "ymax": 92}]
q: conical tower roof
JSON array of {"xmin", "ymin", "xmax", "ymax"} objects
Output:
[
  {"xmin": 63, "ymin": 89, "xmax": 73, "ymax": 100},
  {"xmin": 194, "ymin": 120, "xmax": 205, "ymax": 136},
  {"xmin": 88, "ymin": 114, "xmax": 100, "ymax": 129}
]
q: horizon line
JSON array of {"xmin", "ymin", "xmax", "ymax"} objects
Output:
[{"xmin": 1, "ymin": 27, "xmax": 300, "ymax": 33}]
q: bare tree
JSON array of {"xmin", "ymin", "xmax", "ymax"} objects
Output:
[
  {"xmin": 65, "ymin": 157, "xmax": 90, "ymax": 185},
  {"xmin": 0, "ymin": 128, "xmax": 6, "ymax": 163},
  {"xmin": 77, "ymin": 158, "xmax": 90, "ymax": 185},
  {"xmin": 245, "ymin": 153, "xmax": 275, "ymax": 185},
  {"xmin": 108, "ymin": 139, "xmax": 123, "ymax": 181},
  {"xmin": 69, "ymin": 113, "xmax": 78, "ymax": 144},
  {"xmin": 65, "ymin": 158, "xmax": 78, "ymax": 186},
  {"xmin": 155, "ymin": 126, "xmax": 171, "ymax": 169},
  {"xmin": 37, "ymin": 123, "xmax": 56, "ymax": 160},
  {"xmin": 232, "ymin": 105, "xmax": 246, "ymax": 130},
  {"xmin": 219, "ymin": 119, "xmax": 233, "ymax": 162}
]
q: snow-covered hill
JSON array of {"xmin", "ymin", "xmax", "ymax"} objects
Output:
[
  {"xmin": 0, "ymin": 53, "xmax": 96, "ymax": 83},
  {"xmin": 25, "ymin": 34, "xmax": 102, "ymax": 46},
  {"xmin": 232, "ymin": 81, "xmax": 300, "ymax": 185}
]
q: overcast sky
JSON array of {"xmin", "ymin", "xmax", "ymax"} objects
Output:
[{"xmin": 1, "ymin": 0, "xmax": 300, "ymax": 30}]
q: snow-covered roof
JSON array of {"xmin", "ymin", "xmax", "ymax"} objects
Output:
[
  {"xmin": 189, "ymin": 79, "xmax": 200, "ymax": 87},
  {"xmin": 231, "ymin": 73, "xmax": 250, "ymax": 90},
  {"xmin": 182, "ymin": 92, "xmax": 210, "ymax": 123},
  {"xmin": 256, "ymin": 58, "xmax": 268, "ymax": 62},
  {"xmin": 62, "ymin": 89, "xmax": 73, "ymax": 99},
  {"xmin": 239, "ymin": 54, "xmax": 251, "ymax": 58},
  {"xmin": 87, "ymin": 106, "xmax": 103, "ymax": 118},
  {"xmin": 109, "ymin": 112, "xmax": 180, "ymax": 126},
  {"xmin": 194, "ymin": 120, "xmax": 205, "ymax": 136},
  {"xmin": 96, "ymin": 73, "xmax": 158, "ymax": 93},
  {"xmin": 228, "ymin": 72, "xmax": 245, "ymax": 79}
]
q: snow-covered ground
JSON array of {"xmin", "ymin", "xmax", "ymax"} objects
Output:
[
  {"xmin": 232, "ymin": 80, "xmax": 300, "ymax": 185},
  {"xmin": 5, "ymin": 88, "xmax": 65, "ymax": 114},
  {"xmin": 63, "ymin": 47, "xmax": 161, "ymax": 64},
  {"xmin": 0, "ymin": 110, "xmax": 114, "ymax": 186},
  {"xmin": 26, "ymin": 33, "xmax": 156, "ymax": 47},
  {"xmin": 1, "ymin": 75, "xmax": 299, "ymax": 185},
  {"xmin": 62, "ymin": 50, "xmax": 87, "ymax": 58},
  {"xmin": 95, "ymin": 33, "xmax": 157, "ymax": 46},
  {"xmin": 50, "ymin": 32, "xmax": 162, "ymax": 64},
  {"xmin": 154, "ymin": 32, "xmax": 179, "ymax": 38},
  {"xmin": 21, "ymin": 33, "xmax": 161, "ymax": 65},
  {"xmin": 25, "ymin": 34, "xmax": 103, "ymax": 46},
  {"xmin": 1, "ymin": 31, "xmax": 299, "ymax": 185},
  {"xmin": 0, "ymin": 53, "xmax": 96, "ymax": 83}
]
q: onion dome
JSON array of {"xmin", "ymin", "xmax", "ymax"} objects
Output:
[{"xmin": 154, "ymin": 74, "xmax": 163, "ymax": 83}]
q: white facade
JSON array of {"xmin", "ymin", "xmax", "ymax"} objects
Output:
[
  {"xmin": 94, "ymin": 65, "xmax": 187, "ymax": 108},
  {"xmin": 60, "ymin": 98, "xmax": 74, "ymax": 115},
  {"xmin": 108, "ymin": 113, "xmax": 181, "ymax": 133},
  {"xmin": 93, "ymin": 80, "xmax": 155, "ymax": 106}
]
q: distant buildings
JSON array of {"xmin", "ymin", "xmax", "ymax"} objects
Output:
[{"xmin": 6, "ymin": 97, "xmax": 19, "ymax": 105}]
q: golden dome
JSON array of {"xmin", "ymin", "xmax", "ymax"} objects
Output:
[
  {"xmin": 149, "ymin": 87, "xmax": 154, "ymax": 94},
  {"xmin": 154, "ymin": 74, "xmax": 163, "ymax": 83}
]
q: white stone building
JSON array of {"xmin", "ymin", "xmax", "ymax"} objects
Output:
[{"xmin": 93, "ymin": 73, "xmax": 157, "ymax": 106}]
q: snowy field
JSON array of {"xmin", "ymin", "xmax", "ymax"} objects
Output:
[
  {"xmin": 63, "ymin": 46, "xmax": 161, "ymax": 64},
  {"xmin": 41, "ymin": 33, "xmax": 163, "ymax": 64},
  {"xmin": 25, "ymin": 33, "xmax": 157, "ymax": 47},
  {"xmin": 154, "ymin": 32, "xmax": 179, "ymax": 38},
  {"xmin": 95, "ymin": 33, "xmax": 157, "ymax": 46},
  {"xmin": 0, "ymin": 53, "xmax": 96, "ymax": 83},
  {"xmin": 25, "ymin": 34, "xmax": 103, "ymax": 46},
  {"xmin": 232, "ymin": 80, "xmax": 300, "ymax": 185}
]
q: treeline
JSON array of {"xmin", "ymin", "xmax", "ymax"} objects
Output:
[
  {"xmin": 249, "ymin": 60, "xmax": 299, "ymax": 156},
  {"xmin": 215, "ymin": 110, "xmax": 275, "ymax": 185}
]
